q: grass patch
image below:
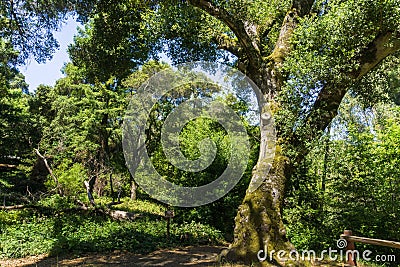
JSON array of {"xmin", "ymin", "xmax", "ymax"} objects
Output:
[
  {"xmin": 0, "ymin": 197, "xmax": 224, "ymax": 259},
  {"xmin": 97, "ymin": 197, "xmax": 165, "ymax": 216}
]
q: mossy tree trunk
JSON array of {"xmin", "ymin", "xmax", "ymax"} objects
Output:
[
  {"xmin": 227, "ymin": 152, "xmax": 294, "ymax": 266},
  {"xmin": 190, "ymin": 2, "xmax": 314, "ymax": 264},
  {"xmin": 225, "ymin": 71, "xmax": 297, "ymax": 265},
  {"xmin": 218, "ymin": 6, "xmax": 305, "ymax": 260}
]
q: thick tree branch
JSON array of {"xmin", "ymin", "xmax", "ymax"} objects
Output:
[
  {"xmin": 292, "ymin": 0, "xmax": 316, "ymax": 17},
  {"xmin": 268, "ymin": 0, "xmax": 315, "ymax": 66},
  {"xmin": 297, "ymin": 31, "xmax": 400, "ymax": 159},
  {"xmin": 351, "ymin": 31, "xmax": 400, "ymax": 79},
  {"xmin": 188, "ymin": 0, "xmax": 260, "ymax": 64},
  {"xmin": 216, "ymin": 34, "xmax": 243, "ymax": 58},
  {"xmin": 268, "ymin": 10, "xmax": 298, "ymax": 66}
]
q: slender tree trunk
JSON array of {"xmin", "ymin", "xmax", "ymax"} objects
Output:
[
  {"xmin": 91, "ymin": 103, "xmax": 110, "ymax": 198},
  {"xmin": 110, "ymin": 173, "xmax": 115, "ymax": 202},
  {"xmin": 130, "ymin": 179, "xmax": 137, "ymax": 200},
  {"xmin": 84, "ymin": 180, "xmax": 96, "ymax": 206}
]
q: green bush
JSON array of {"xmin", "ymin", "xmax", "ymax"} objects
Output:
[{"xmin": 46, "ymin": 162, "xmax": 86, "ymax": 197}]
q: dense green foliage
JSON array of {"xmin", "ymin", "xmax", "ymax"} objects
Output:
[
  {"xmin": 285, "ymin": 99, "xmax": 400, "ymax": 263},
  {"xmin": 0, "ymin": 197, "xmax": 223, "ymax": 259},
  {"xmin": 0, "ymin": 42, "xmax": 39, "ymax": 201}
]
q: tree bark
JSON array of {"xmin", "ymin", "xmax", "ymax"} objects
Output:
[
  {"xmin": 224, "ymin": 87, "xmax": 297, "ymax": 265},
  {"xmin": 226, "ymin": 153, "xmax": 295, "ymax": 265}
]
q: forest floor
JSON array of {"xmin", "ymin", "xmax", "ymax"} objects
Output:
[
  {"xmin": 0, "ymin": 246, "xmax": 353, "ymax": 267},
  {"xmin": 0, "ymin": 246, "xmax": 244, "ymax": 267}
]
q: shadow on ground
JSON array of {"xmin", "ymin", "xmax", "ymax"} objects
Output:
[{"xmin": 0, "ymin": 246, "xmax": 237, "ymax": 267}]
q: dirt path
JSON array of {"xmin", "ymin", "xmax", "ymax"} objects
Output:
[
  {"xmin": 0, "ymin": 247, "xmax": 352, "ymax": 267},
  {"xmin": 0, "ymin": 246, "xmax": 245, "ymax": 267}
]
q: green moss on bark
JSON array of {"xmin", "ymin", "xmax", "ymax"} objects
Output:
[{"xmin": 225, "ymin": 148, "xmax": 297, "ymax": 266}]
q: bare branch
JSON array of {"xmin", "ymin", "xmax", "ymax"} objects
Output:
[
  {"xmin": 34, "ymin": 148, "xmax": 63, "ymax": 196},
  {"xmin": 1, "ymin": 204, "xmax": 25, "ymax": 210},
  {"xmin": 0, "ymin": 164, "xmax": 17, "ymax": 169}
]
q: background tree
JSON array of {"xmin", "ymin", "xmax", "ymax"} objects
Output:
[
  {"xmin": 0, "ymin": 0, "xmax": 92, "ymax": 63},
  {"xmin": 0, "ymin": 40, "xmax": 37, "ymax": 202},
  {"xmin": 284, "ymin": 94, "xmax": 400, "ymax": 263},
  {"xmin": 68, "ymin": 0, "xmax": 159, "ymax": 84},
  {"xmin": 121, "ymin": 61, "xmax": 171, "ymax": 200},
  {"xmin": 31, "ymin": 62, "xmax": 127, "ymax": 199}
]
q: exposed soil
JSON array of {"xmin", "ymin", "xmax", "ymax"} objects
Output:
[
  {"xmin": 0, "ymin": 246, "xmax": 353, "ymax": 267},
  {"xmin": 0, "ymin": 246, "xmax": 244, "ymax": 267}
]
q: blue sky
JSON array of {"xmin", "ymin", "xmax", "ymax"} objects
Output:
[{"xmin": 19, "ymin": 17, "xmax": 81, "ymax": 92}]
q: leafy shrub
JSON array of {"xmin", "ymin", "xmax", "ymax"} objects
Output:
[
  {"xmin": 46, "ymin": 162, "xmax": 86, "ymax": 196},
  {"xmin": 37, "ymin": 194, "xmax": 77, "ymax": 210}
]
